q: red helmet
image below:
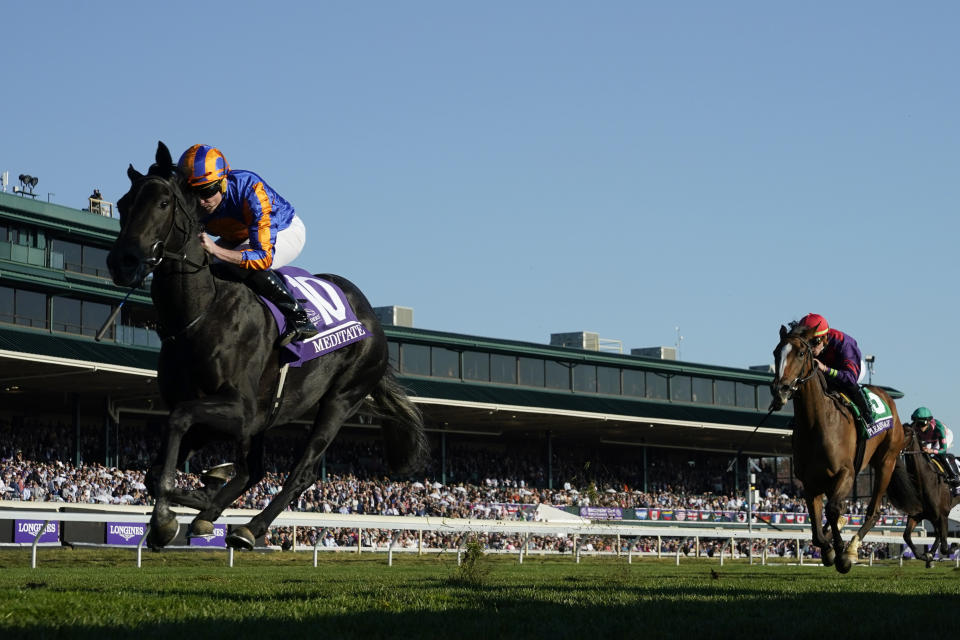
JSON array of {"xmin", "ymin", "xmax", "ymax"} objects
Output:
[{"xmin": 800, "ymin": 313, "xmax": 829, "ymax": 337}]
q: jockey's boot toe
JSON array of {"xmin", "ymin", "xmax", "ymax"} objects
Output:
[
  {"xmin": 277, "ymin": 327, "xmax": 300, "ymax": 348},
  {"xmin": 296, "ymin": 321, "xmax": 319, "ymax": 341},
  {"xmin": 277, "ymin": 317, "xmax": 319, "ymax": 347}
]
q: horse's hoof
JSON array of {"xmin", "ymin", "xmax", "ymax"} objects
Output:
[
  {"xmin": 822, "ymin": 548, "xmax": 836, "ymax": 567},
  {"xmin": 226, "ymin": 526, "xmax": 255, "ymax": 550},
  {"xmin": 148, "ymin": 519, "xmax": 180, "ymax": 550},
  {"xmin": 836, "ymin": 555, "xmax": 852, "ymax": 574},
  {"xmin": 189, "ymin": 519, "xmax": 215, "ymax": 537},
  {"xmin": 836, "ymin": 515, "xmax": 847, "ymax": 531},
  {"xmin": 201, "ymin": 463, "xmax": 234, "ymax": 487}
]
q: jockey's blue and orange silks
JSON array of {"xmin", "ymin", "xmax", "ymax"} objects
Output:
[
  {"xmin": 199, "ymin": 170, "xmax": 296, "ymax": 270},
  {"xmin": 816, "ymin": 328, "xmax": 863, "ymax": 389}
]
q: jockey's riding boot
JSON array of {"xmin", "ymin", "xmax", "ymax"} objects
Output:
[
  {"xmin": 853, "ymin": 388, "xmax": 875, "ymax": 427},
  {"xmin": 246, "ymin": 270, "xmax": 319, "ymax": 347}
]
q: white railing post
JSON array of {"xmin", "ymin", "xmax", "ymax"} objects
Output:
[
  {"xmin": 137, "ymin": 526, "xmax": 150, "ymax": 569},
  {"xmin": 388, "ymin": 531, "xmax": 398, "ymax": 567},
  {"xmin": 31, "ymin": 519, "xmax": 50, "ymax": 569}
]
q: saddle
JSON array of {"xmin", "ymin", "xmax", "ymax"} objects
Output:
[{"xmin": 836, "ymin": 388, "xmax": 894, "ymax": 439}]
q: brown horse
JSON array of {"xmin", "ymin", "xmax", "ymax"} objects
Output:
[
  {"xmin": 885, "ymin": 423, "xmax": 960, "ymax": 567},
  {"xmin": 771, "ymin": 322, "xmax": 904, "ymax": 573}
]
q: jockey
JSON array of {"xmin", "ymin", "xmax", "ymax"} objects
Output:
[
  {"xmin": 799, "ymin": 313, "xmax": 876, "ymax": 428},
  {"xmin": 178, "ymin": 144, "xmax": 319, "ymax": 347},
  {"xmin": 911, "ymin": 407, "xmax": 960, "ymax": 488}
]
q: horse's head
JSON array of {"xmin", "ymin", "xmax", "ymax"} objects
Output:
[
  {"xmin": 108, "ymin": 142, "xmax": 198, "ymax": 287},
  {"xmin": 770, "ymin": 322, "xmax": 820, "ymax": 410}
]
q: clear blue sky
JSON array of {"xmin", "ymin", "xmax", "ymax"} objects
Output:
[{"xmin": 4, "ymin": 2, "xmax": 958, "ymax": 448}]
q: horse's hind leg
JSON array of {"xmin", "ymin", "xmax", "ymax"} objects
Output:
[
  {"xmin": 227, "ymin": 393, "xmax": 364, "ymax": 550},
  {"xmin": 846, "ymin": 449, "xmax": 899, "ymax": 567}
]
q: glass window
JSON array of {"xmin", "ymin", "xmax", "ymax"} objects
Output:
[
  {"xmin": 51, "ymin": 239, "xmax": 82, "ymax": 273},
  {"xmin": 623, "ymin": 369, "xmax": 644, "ymax": 397},
  {"xmin": 736, "ymin": 382, "xmax": 756, "ymax": 409},
  {"xmin": 82, "ymin": 245, "xmax": 110, "ymax": 278},
  {"xmin": 52, "ymin": 296, "xmax": 82, "ymax": 334},
  {"xmin": 81, "ymin": 301, "xmax": 111, "ymax": 337},
  {"xmin": 400, "ymin": 343, "xmax": 430, "ymax": 376},
  {"xmin": 545, "ymin": 361, "xmax": 570, "ymax": 390},
  {"xmin": 0, "ymin": 287, "xmax": 13, "ymax": 324},
  {"xmin": 431, "ymin": 347, "xmax": 459, "ymax": 378},
  {"xmin": 716, "ymin": 380, "xmax": 736, "ymax": 406},
  {"xmin": 670, "ymin": 375, "xmax": 691, "ymax": 402},
  {"xmin": 463, "ymin": 351, "xmax": 489, "ymax": 382},
  {"xmin": 646, "ymin": 372, "xmax": 668, "ymax": 399},
  {"xmin": 15, "ymin": 289, "xmax": 46, "ymax": 328},
  {"xmin": 597, "ymin": 366, "xmax": 620, "ymax": 395},
  {"xmin": 757, "ymin": 384, "xmax": 773, "ymax": 413},
  {"xmin": 387, "ymin": 342, "xmax": 399, "ymax": 370},
  {"xmin": 692, "ymin": 377, "xmax": 713, "ymax": 404},
  {"xmin": 490, "ymin": 354, "xmax": 517, "ymax": 384},
  {"xmin": 119, "ymin": 305, "xmax": 160, "ymax": 347},
  {"xmin": 572, "ymin": 364, "xmax": 595, "ymax": 393},
  {"xmin": 518, "ymin": 357, "xmax": 545, "ymax": 387}
]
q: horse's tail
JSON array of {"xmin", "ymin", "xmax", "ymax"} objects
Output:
[
  {"xmin": 885, "ymin": 455, "xmax": 923, "ymax": 517},
  {"xmin": 367, "ymin": 367, "xmax": 430, "ymax": 474}
]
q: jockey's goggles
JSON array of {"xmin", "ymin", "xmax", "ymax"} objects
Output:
[{"xmin": 192, "ymin": 181, "xmax": 222, "ymax": 200}]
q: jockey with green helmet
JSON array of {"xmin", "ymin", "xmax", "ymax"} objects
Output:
[
  {"xmin": 911, "ymin": 407, "xmax": 960, "ymax": 488},
  {"xmin": 178, "ymin": 144, "xmax": 318, "ymax": 347},
  {"xmin": 798, "ymin": 313, "xmax": 876, "ymax": 428}
]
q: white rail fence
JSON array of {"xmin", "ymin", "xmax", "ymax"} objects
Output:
[{"xmin": 1, "ymin": 502, "xmax": 953, "ymax": 570}]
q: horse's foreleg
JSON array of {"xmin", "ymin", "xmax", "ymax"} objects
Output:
[
  {"xmin": 902, "ymin": 516, "xmax": 927, "ymax": 563},
  {"xmin": 227, "ymin": 394, "xmax": 362, "ymax": 550},
  {"xmin": 806, "ymin": 493, "xmax": 834, "ymax": 566},
  {"xmin": 148, "ymin": 390, "xmax": 246, "ymax": 549},
  {"xmin": 190, "ymin": 435, "xmax": 265, "ymax": 536},
  {"xmin": 825, "ymin": 471, "xmax": 855, "ymax": 573}
]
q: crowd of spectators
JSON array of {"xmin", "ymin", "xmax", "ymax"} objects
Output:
[{"xmin": 0, "ymin": 417, "xmax": 909, "ymax": 557}]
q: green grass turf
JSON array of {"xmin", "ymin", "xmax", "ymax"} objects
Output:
[{"xmin": 0, "ymin": 548, "xmax": 958, "ymax": 639}]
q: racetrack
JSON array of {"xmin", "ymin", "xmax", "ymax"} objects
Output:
[{"xmin": 1, "ymin": 549, "xmax": 957, "ymax": 639}]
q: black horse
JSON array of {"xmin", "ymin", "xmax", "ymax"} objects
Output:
[
  {"xmin": 886, "ymin": 423, "xmax": 960, "ymax": 568},
  {"xmin": 107, "ymin": 142, "xmax": 428, "ymax": 550}
]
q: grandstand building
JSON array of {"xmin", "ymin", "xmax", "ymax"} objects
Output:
[{"xmin": 0, "ymin": 189, "xmax": 902, "ymax": 495}]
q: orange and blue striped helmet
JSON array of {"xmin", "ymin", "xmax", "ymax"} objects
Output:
[{"xmin": 178, "ymin": 144, "xmax": 230, "ymax": 189}]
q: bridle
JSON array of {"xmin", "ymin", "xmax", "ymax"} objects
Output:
[
  {"xmin": 124, "ymin": 174, "xmax": 213, "ymax": 340},
  {"xmin": 132, "ymin": 175, "xmax": 209, "ymax": 274},
  {"xmin": 775, "ymin": 336, "xmax": 820, "ymax": 399}
]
